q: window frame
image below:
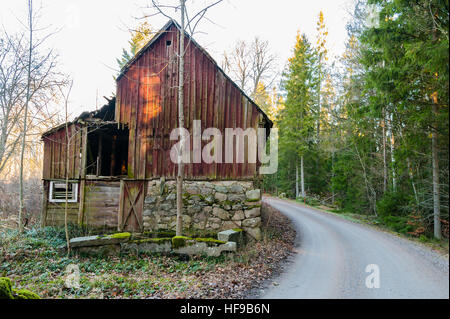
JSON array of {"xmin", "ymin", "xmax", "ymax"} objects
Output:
[{"xmin": 49, "ymin": 181, "xmax": 79, "ymax": 203}]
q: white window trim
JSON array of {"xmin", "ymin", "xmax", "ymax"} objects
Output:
[{"xmin": 49, "ymin": 181, "xmax": 79, "ymax": 203}]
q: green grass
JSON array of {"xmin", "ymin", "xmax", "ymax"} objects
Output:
[{"xmin": 0, "ymin": 227, "xmax": 232, "ymax": 299}]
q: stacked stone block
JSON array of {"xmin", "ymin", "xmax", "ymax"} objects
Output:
[{"xmin": 143, "ymin": 180, "xmax": 262, "ymax": 240}]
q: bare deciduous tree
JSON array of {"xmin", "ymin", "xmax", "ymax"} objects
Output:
[
  {"xmin": 249, "ymin": 37, "xmax": 277, "ymax": 95},
  {"xmin": 222, "ymin": 40, "xmax": 251, "ymax": 93},
  {"xmin": 0, "ymin": 0, "xmax": 67, "ymax": 231},
  {"xmin": 143, "ymin": 0, "xmax": 223, "ymax": 236},
  {"xmin": 222, "ymin": 37, "xmax": 277, "ymax": 97}
]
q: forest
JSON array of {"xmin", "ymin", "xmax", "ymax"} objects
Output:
[{"xmin": 260, "ymin": 0, "xmax": 449, "ymax": 241}]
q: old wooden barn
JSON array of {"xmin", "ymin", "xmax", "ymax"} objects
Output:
[{"xmin": 41, "ymin": 20, "xmax": 272, "ymax": 237}]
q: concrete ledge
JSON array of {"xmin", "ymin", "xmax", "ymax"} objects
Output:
[
  {"xmin": 69, "ymin": 229, "xmax": 240, "ymax": 257},
  {"xmin": 218, "ymin": 229, "xmax": 245, "ymax": 247},
  {"xmin": 173, "ymin": 241, "xmax": 236, "ymax": 257},
  {"xmin": 69, "ymin": 233, "xmax": 131, "ymax": 248}
]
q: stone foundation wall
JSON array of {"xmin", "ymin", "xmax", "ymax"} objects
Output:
[{"xmin": 143, "ymin": 180, "xmax": 262, "ymax": 240}]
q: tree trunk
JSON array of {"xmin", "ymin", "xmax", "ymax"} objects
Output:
[
  {"xmin": 406, "ymin": 158, "xmax": 419, "ymax": 207},
  {"xmin": 18, "ymin": 0, "xmax": 33, "ymax": 233},
  {"xmin": 382, "ymin": 108, "xmax": 387, "ymax": 194},
  {"xmin": 389, "ymin": 112, "xmax": 396, "ymax": 192},
  {"xmin": 301, "ymin": 155, "xmax": 306, "ymax": 197},
  {"xmin": 295, "ymin": 163, "xmax": 299, "ymax": 198},
  {"xmin": 176, "ymin": 0, "xmax": 186, "ymax": 236},
  {"xmin": 63, "ymin": 81, "xmax": 73, "ymax": 255},
  {"xmin": 432, "ymin": 98, "xmax": 441, "ymax": 239},
  {"xmin": 431, "ymin": 22, "xmax": 441, "ymax": 240},
  {"xmin": 331, "ymin": 150, "xmax": 335, "ymax": 205}
]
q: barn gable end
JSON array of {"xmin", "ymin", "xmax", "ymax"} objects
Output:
[{"xmin": 115, "ymin": 20, "xmax": 272, "ymax": 180}]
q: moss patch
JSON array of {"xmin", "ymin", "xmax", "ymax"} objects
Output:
[
  {"xmin": 0, "ymin": 277, "xmax": 40, "ymax": 299},
  {"xmin": 12, "ymin": 288, "xmax": 40, "ymax": 299},
  {"xmin": 0, "ymin": 277, "xmax": 13, "ymax": 299},
  {"xmin": 172, "ymin": 236, "xmax": 192, "ymax": 249},
  {"xmin": 232, "ymin": 228, "xmax": 243, "ymax": 232},
  {"xmin": 108, "ymin": 232, "xmax": 131, "ymax": 239}
]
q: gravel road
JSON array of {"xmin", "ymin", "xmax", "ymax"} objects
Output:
[{"xmin": 260, "ymin": 197, "xmax": 449, "ymax": 299}]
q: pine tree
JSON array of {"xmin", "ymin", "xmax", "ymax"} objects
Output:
[
  {"xmin": 116, "ymin": 21, "xmax": 153, "ymax": 74},
  {"xmin": 277, "ymin": 32, "xmax": 317, "ymax": 198}
]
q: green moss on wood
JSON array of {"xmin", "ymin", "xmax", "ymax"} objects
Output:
[{"xmin": 127, "ymin": 169, "xmax": 134, "ymax": 179}]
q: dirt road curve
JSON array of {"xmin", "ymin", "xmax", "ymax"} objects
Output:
[{"xmin": 260, "ymin": 197, "xmax": 449, "ymax": 299}]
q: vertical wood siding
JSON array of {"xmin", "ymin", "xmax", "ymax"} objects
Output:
[
  {"xmin": 42, "ymin": 123, "xmax": 83, "ymax": 180},
  {"xmin": 116, "ymin": 24, "xmax": 267, "ymax": 180}
]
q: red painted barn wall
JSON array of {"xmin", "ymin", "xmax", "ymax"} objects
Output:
[
  {"xmin": 42, "ymin": 123, "xmax": 83, "ymax": 180},
  {"xmin": 116, "ymin": 23, "xmax": 266, "ymax": 180}
]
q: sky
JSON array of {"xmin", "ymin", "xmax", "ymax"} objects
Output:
[{"xmin": 0, "ymin": 0, "xmax": 355, "ymax": 117}]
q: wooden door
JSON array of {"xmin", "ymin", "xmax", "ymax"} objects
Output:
[{"xmin": 118, "ymin": 180, "xmax": 145, "ymax": 232}]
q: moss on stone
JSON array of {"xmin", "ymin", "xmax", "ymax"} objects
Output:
[
  {"xmin": 232, "ymin": 228, "xmax": 243, "ymax": 232},
  {"xmin": 246, "ymin": 198, "xmax": 261, "ymax": 202},
  {"xmin": 220, "ymin": 200, "xmax": 233, "ymax": 207},
  {"xmin": 12, "ymin": 288, "xmax": 40, "ymax": 299},
  {"xmin": 132, "ymin": 237, "xmax": 172, "ymax": 244},
  {"xmin": 108, "ymin": 232, "xmax": 131, "ymax": 239},
  {"xmin": 0, "ymin": 277, "xmax": 13, "ymax": 299},
  {"xmin": 155, "ymin": 230, "xmax": 176, "ymax": 238},
  {"xmin": 172, "ymin": 236, "xmax": 192, "ymax": 249},
  {"xmin": 0, "ymin": 277, "xmax": 40, "ymax": 299},
  {"xmin": 142, "ymin": 230, "xmax": 177, "ymax": 238},
  {"xmin": 196, "ymin": 194, "xmax": 206, "ymax": 201}
]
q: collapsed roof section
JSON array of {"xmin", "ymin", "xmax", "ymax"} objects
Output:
[{"xmin": 41, "ymin": 96, "xmax": 117, "ymax": 138}]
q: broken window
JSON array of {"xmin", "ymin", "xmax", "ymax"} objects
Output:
[
  {"xmin": 86, "ymin": 125, "xmax": 129, "ymax": 177},
  {"xmin": 49, "ymin": 181, "xmax": 78, "ymax": 202}
]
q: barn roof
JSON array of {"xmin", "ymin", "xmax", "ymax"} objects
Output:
[
  {"xmin": 116, "ymin": 19, "xmax": 273, "ymax": 130},
  {"xmin": 42, "ymin": 20, "xmax": 273, "ymax": 140}
]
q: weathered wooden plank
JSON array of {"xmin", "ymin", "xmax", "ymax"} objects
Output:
[
  {"xmin": 40, "ymin": 180, "xmax": 49, "ymax": 227},
  {"xmin": 78, "ymin": 179, "xmax": 85, "ymax": 225},
  {"xmin": 118, "ymin": 180, "xmax": 125, "ymax": 231}
]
